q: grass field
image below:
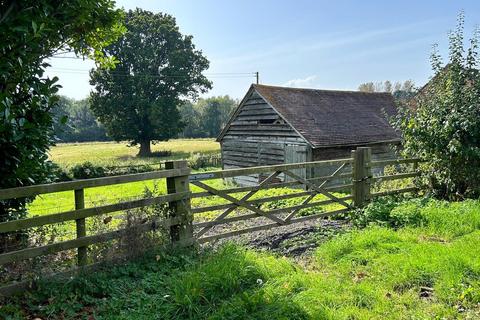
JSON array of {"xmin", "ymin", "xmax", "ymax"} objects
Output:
[
  {"xmin": 29, "ymin": 138, "xmax": 220, "ymax": 214},
  {"xmin": 4, "ymin": 199, "xmax": 480, "ymax": 319},
  {"xmin": 49, "ymin": 139, "xmax": 220, "ymax": 168}
]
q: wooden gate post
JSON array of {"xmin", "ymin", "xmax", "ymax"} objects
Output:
[
  {"xmin": 351, "ymin": 147, "xmax": 372, "ymax": 208},
  {"xmin": 165, "ymin": 160, "xmax": 193, "ymax": 245},
  {"xmin": 74, "ymin": 189, "xmax": 87, "ymax": 266}
]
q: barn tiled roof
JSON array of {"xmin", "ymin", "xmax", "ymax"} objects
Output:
[{"xmin": 253, "ymin": 84, "xmax": 401, "ymax": 148}]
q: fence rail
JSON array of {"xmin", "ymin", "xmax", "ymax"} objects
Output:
[{"xmin": 0, "ymin": 147, "xmax": 423, "ymax": 296}]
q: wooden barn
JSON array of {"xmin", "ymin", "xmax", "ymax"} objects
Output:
[{"xmin": 217, "ymin": 84, "xmax": 401, "ymax": 185}]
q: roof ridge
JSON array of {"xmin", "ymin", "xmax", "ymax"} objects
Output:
[{"xmin": 253, "ymin": 83, "xmax": 393, "ymax": 95}]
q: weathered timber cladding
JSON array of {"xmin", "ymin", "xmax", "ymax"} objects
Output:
[{"xmin": 221, "ymin": 91, "xmax": 307, "ymax": 185}]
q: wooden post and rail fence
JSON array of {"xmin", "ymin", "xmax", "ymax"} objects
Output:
[{"xmin": 0, "ymin": 147, "xmax": 422, "ymax": 296}]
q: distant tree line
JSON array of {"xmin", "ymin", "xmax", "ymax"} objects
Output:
[
  {"xmin": 51, "ymin": 95, "xmax": 237, "ymax": 142},
  {"xmin": 52, "ymin": 96, "xmax": 109, "ymax": 142},
  {"xmin": 358, "ymin": 80, "xmax": 416, "ymax": 101},
  {"xmin": 179, "ymin": 96, "xmax": 237, "ymax": 138}
]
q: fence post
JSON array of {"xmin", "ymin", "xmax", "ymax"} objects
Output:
[
  {"xmin": 351, "ymin": 147, "xmax": 372, "ymax": 208},
  {"xmin": 74, "ymin": 189, "xmax": 87, "ymax": 266},
  {"xmin": 165, "ymin": 160, "xmax": 193, "ymax": 245}
]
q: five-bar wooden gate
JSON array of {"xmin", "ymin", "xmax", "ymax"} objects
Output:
[
  {"xmin": 190, "ymin": 156, "xmax": 354, "ymax": 243},
  {"xmin": 0, "ymin": 147, "xmax": 422, "ymax": 296}
]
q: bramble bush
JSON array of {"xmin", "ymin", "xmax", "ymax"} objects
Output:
[
  {"xmin": 392, "ymin": 13, "xmax": 480, "ymax": 199},
  {"xmin": 352, "ymin": 196, "xmax": 428, "ymax": 228}
]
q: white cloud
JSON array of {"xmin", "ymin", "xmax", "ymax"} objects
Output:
[{"xmin": 283, "ymin": 75, "xmax": 318, "ymax": 88}]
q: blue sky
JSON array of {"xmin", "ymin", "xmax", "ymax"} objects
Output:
[{"xmin": 47, "ymin": 0, "xmax": 480, "ymax": 100}]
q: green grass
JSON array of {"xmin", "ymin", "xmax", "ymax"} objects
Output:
[
  {"xmin": 4, "ymin": 199, "xmax": 480, "ymax": 319},
  {"xmin": 50, "ymin": 139, "xmax": 220, "ymax": 168}
]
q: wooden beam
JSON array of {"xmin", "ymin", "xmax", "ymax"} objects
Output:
[
  {"xmin": 0, "ymin": 168, "xmax": 190, "ymax": 200},
  {"xmin": 194, "ymin": 195, "xmax": 352, "ymax": 228},
  {"xmin": 370, "ymin": 158, "xmax": 422, "ymax": 167},
  {"xmin": 0, "ymin": 192, "xmax": 190, "ymax": 233},
  {"xmin": 166, "ymin": 161, "xmax": 193, "ymax": 244},
  {"xmin": 283, "ymin": 170, "xmax": 351, "ymax": 209},
  {"xmin": 197, "ymin": 208, "xmax": 349, "ymax": 243},
  {"xmin": 195, "ymin": 171, "xmax": 281, "ymax": 238},
  {"xmin": 285, "ymin": 162, "xmax": 348, "ymax": 221},
  {"xmin": 191, "ymin": 180, "xmax": 286, "ymax": 226},
  {"xmin": 189, "ymin": 158, "xmax": 353, "ymax": 181},
  {"xmin": 74, "ymin": 189, "xmax": 87, "ymax": 267},
  {"xmin": 0, "ymin": 217, "xmax": 181, "ymax": 265}
]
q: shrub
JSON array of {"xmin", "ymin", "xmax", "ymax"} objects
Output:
[
  {"xmin": 70, "ymin": 162, "xmax": 106, "ymax": 179},
  {"xmin": 105, "ymin": 164, "xmax": 156, "ymax": 176},
  {"xmin": 49, "ymin": 163, "xmax": 72, "ymax": 182},
  {"xmin": 352, "ymin": 196, "xmax": 428, "ymax": 228},
  {"xmin": 188, "ymin": 153, "xmax": 217, "ymax": 169},
  {"xmin": 389, "ymin": 200, "xmax": 425, "ymax": 228},
  {"xmin": 392, "ymin": 13, "xmax": 480, "ymax": 199}
]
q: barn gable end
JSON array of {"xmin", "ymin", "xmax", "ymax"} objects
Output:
[{"xmin": 219, "ymin": 87, "xmax": 308, "ymax": 185}]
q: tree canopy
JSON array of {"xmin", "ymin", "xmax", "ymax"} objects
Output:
[
  {"xmin": 393, "ymin": 13, "xmax": 480, "ymax": 199},
  {"xmin": 358, "ymin": 80, "xmax": 416, "ymax": 101},
  {"xmin": 0, "ymin": 0, "xmax": 124, "ymax": 224},
  {"xmin": 52, "ymin": 96, "xmax": 109, "ymax": 142},
  {"xmin": 179, "ymin": 96, "xmax": 237, "ymax": 138},
  {"xmin": 90, "ymin": 9, "xmax": 211, "ymax": 156}
]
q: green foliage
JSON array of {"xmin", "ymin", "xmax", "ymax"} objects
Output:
[
  {"xmin": 393, "ymin": 13, "xmax": 480, "ymax": 199},
  {"xmin": 52, "ymin": 96, "xmax": 109, "ymax": 142},
  {"xmin": 179, "ymin": 96, "xmax": 237, "ymax": 138},
  {"xmin": 351, "ymin": 196, "xmax": 401, "ymax": 227},
  {"xmin": 70, "ymin": 162, "xmax": 106, "ymax": 179},
  {"xmin": 0, "ymin": 1, "xmax": 123, "ymax": 224},
  {"xmin": 4, "ymin": 199, "xmax": 480, "ymax": 319},
  {"xmin": 352, "ymin": 196, "xmax": 426, "ymax": 228},
  {"xmin": 49, "ymin": 163, "xmax": 73, "ymax": 182},
  {"xmin": 90, "ymin": 9, "xmax": 211, "ymax": 157},
  {"xmin": 187, "ymin": 153, "xmax": 220, "ymax": 169}
]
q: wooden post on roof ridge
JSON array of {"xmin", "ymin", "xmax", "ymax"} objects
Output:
[
  {"xmin": 165, "ymin": 160, "xmax": 193, "ymax": 245},
  {"xmin": 352, "ymin": 147, "xmax": 372, "ymax": 208}
]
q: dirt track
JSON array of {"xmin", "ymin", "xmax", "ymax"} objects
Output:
[{"xmin": 201, "ymin": 216, "xmax": 350, "ymax": 259}]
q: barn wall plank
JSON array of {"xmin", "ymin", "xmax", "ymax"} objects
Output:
[{"xmin": 220, "ymin": 91, "xmax": 310, "ymax": 186}]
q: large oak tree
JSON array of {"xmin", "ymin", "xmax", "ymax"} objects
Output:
[{"xmin": 90, "ymin": 9, "xmax": 211, "ymax": 156}]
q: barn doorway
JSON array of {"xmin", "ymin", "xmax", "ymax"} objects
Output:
[{"xmin": 284, "ymin": 145, "xmax": 309, "ymax": 183}]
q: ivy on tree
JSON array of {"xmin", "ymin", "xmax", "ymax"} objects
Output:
[
  {"xmin": 0, "ymin": 0, "xmax": 124, "ymax": 232},
  {"xmin": 393, "ymin": 13, "xmax": 480, "ymax": 199},
  {"xmin": 90, "ymin": 9, "xmax": 212, "ymax": 157}
]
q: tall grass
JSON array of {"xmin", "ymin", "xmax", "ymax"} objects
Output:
[{"xmin": 4, "ymin": 199, "xmax": 480, "ymax": 319}]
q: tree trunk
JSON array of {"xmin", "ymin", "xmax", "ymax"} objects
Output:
[{"xmin": 138, "ymin": 140, "xmax": 151, "ymax": 157}]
